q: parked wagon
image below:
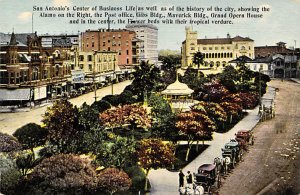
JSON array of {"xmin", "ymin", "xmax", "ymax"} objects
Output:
[
  {"xmin": 194, "ymin": 164, "xmax": 221, "ymax": 194},
  {"xmin": 235, "ymin": 129, "xmax": 254, "ymax": 150},
  {"xmin": 221, "ymin": 140, "xmax": 242, "ymax": 168}
]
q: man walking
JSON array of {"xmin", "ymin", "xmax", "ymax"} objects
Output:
[
  {"xmin": 179, "ymin": 169, "xmax": 185, "ymax": 187},
  {"xmin": 186, "ymin": 171, "xmax": 193, "ymax": 184}
]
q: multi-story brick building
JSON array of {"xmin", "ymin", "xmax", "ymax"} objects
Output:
[
  {"xmin": 0, "ymin": 32, "xmax": 72, "ymax": 105},
  {"xmin": 80, "ymin": 29, "xmax": 140, "ymax": 66},
  {"xmin": 182, "ymin": 27, "xmax": 255, "ymax": 69},
  {"xmin": 254, "ymin": 42, "xmax": 293, "ymax": 58},
  {"xmin": 125, "ymin": 24, "xmax": 158, "ymax": 64}
]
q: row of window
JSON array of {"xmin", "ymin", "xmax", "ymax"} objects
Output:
[
  {"xmin": 202, "ymin": 52, "xmax": 233, "ymax": 59},
  {"xmin": 85, "ymin": 34, "xmax": 122, "ymax": 39},
  {"xmin": 79, "ymin": 55, "xmax": 117, "ymax": 62},
  {"xmin": 190, "ymin": 45, "xmax": 251, "ymax": 51}
]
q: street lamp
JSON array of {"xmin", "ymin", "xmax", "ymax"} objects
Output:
[
  {"xmin": 111, "ymin": 56, "xmax": 116, "ymax": 95},
  {"xmin": 259, "ymin": 67, "xmax": 262, "ymax": 105}
]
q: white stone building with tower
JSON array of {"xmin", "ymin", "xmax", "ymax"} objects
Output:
[{"xmin": 181, "ymin": 27, "xmax": 255, "ymax": 69}]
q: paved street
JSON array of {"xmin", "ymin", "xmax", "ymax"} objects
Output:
[
  {"xmin": 0, "ymin": 80, "xmax": 131, "ymax": 135},
  {"xmin": 148, "ymin": 83, "xmax": 277, "ymax": 195},
  {"xmin": 220, "ymin": 80, "xmax": 300, "ymax": 195}
]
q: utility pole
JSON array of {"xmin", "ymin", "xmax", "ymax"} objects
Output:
[
  {"xmin": 93, "ymin": 51, "xmax": 97, "ymax": 102},
  {"xmin": 111, "ymin": 60, "xmax": 115, "ymax": 95}
]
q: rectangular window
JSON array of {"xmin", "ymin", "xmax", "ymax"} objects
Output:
[
  {"xmin": 89, "ymin": 64, "xmax": 92, "ymax": 71},
  {"xmin": 88, "ymin": 55, "xmax": 92, "ymax": 61},
  {"xmin": 209, "ymin": 47, "xmax": 213, "ymax": 50},
  {"xmin": 79, "ymin": 55, "xmax": 84, "ymax": 61}
]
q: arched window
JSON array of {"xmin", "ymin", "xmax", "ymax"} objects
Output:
[{"xmin": 222, "ymin": 61, "xmax": 226, "ymax": 67}]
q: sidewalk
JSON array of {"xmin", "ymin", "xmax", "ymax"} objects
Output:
[
  {"xmin": 290, "ymin": 78, "xmax": 300, "ymax": 84},
  {"xmin": 148, "ymin": 87, "xmax": 276, "ymax": 195}
]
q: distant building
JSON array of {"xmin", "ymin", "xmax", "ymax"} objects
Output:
[
  {"xmin": 125, "ymin": 24, "xmax": 158, "ymax": 64},
  {"xmin": 0, "ymin": 32, "xmax": 71, "ymax": 105},
  {"xmin": 254, "ymin": 42, "xmax": 293, "ymax": 58},
  {"xmin": 228, "ymin": 56, "xmax": 273, "ymax": 77},
  {"xmin": 80, "ymin": 29, "xmax": 141, "ymax": 66},
  {"xmin": 182, "ymin": 27, "xmax": 255, "ymax": 69},
  {"xmin": 76, "ymin": 51, "xmax": 119, "ymax": 83}
]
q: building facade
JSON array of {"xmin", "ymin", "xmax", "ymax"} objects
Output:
[
  {"xmin": 125, "ymin": 24, "xmax": 158, "ymax": 64},
  {"xmin": 0, "ymin": 32, "xmax": 73, "ymax": 105},
  {"xmin": 182, "ymin": 27, "xmax": 255, "ymax": 69},
  {"xmin": 80, "ymin": 29, "xmax": 140, "ymax": 66}
]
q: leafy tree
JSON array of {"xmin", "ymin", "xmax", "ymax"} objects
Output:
[
  {"xmin": 78, "ymin": 103, "xmax": 100, "ymax": 131},
  {"xmin": 102, "ymin": 95, "xmax": 121, "ymax": 107},
  {"xmin": 159, "ymin": 54, "xmax": 181, "ymax": 88},
  {"xmin": 176, "ymin": 111, "xmax": 215, "ymax": 161},
  {"xmin": 131, "ymin": 61, "xmax": 161, "ymax": 101},
  {"xmin": 0, "ymin": 154, "xmax": 21, "ymax": 194},
  {"xmin": 0, "ymin": 132, "xmax": 22, "ymax": 153},
  {"xmin": 236, "ymin": 62, "xmax": 254, "ymax": 91},
  {"xmin": 181, "ymin": 67, "xmax": 206, "ymax": 92},
  {"xmin": 159, "ymin": 53, "xmax": 181, "ymax": 71},
  {"xmin": 148, "ymin": 94, "xmax": 178, "ymax": 141},
  {"xmin": 97, "ymin": 168, "xmax": 132, "ymax": 195},
  {"xmin": 42, "ymin": 99, "xmax": 80, "ymax": 151},
  {"xmin": 202, "ymin": 80, "xmax": 230, "ymax": 102},
  {"xmin": 191, "ymin": 102, "xmax": 227, "ymax": 131},
  {"xmin": 30, "ymin": 154, "xmax": 98, "ymax": 194},
  {"xmin": 136, "ymin": 138, "xmax": 175, "ymax": 191},
  {"xmin": 124, "ymin": 166, "xmax": 147, "ymax": 192},
  {"xmin": 100, "ymin": 104, "xmax": 151, "ymax": 131},
  {"xmin": 236, "ymin": 92, "xmax": 259, "ymax": 109},
  {"xmin": 217, "ymin": 65, "xmax": 239, "ymax": 92},
  {"xmin": 91, "ymin": 100, "xmax": 112, "ymax": 113},
  {"xmin": 220, "ymin": 102, "xmax": 243, "ymax": 123},
  {"xmin": 16, "ymin": 152, "xmax": 35, "ymax": 176},
  {"xmin": 13, "ymin": 123, "xmax": 48, "ymax": 159},
  {"xmin": 95, "ymin": 136, "xmax": 136, "ymax": 169}
]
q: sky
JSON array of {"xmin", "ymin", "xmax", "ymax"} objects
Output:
[{"xmin": 0, "ymin": 0, "xmax": 299, "ymax": 50}]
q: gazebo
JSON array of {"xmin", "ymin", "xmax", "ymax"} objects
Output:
[{"xmin": 161, "ymin": 76, "xmax": 196, "ymax": 111}]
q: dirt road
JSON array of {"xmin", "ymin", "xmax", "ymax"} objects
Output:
[{"xmin": 220, "ymin": 80, "xmax": 300, "ymax": 195}]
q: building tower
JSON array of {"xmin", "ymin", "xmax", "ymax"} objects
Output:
[{"xmin": 182, "ymin": 27, "xmax": 198, "ymax": 67}]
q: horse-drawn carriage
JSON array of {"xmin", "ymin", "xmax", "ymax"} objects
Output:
[
  {"xmin": 221, "ymin": 140, "xmax": 242, "ymax": 168},
  {"xmin": 194, "ymin": 164, "xmax": 221, "ymax": 194},
  {"xmin": 235, "ymin": 129, "xmax": 254, "ymax": 150}
]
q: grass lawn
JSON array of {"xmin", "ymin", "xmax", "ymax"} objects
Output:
[{"xmin": 168, "ymin": 144, "xmax": 209, "ymax": 171}]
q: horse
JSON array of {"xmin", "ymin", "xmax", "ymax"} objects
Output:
[
  {"xmin": 223, "ymin": 156, "xmax": 231, "ymax": 174},
  {"xmin": 214, "ymin": 157, "xmax": 224, "ymax": 175}
]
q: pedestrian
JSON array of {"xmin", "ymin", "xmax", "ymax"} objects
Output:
[
  {"xmin": 186, "ymin": 171, "xmax": 193, "ymax": 184},
  {"xmin": 179, "ymin": 169, "xmax": 185, "ymax": 187}
]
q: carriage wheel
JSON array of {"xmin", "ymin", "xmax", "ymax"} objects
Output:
[
  {"xmin": 207, "ymin": 185, "xmax": 212, "ymax": 195},
  {"xmin": 217, "ymin": 175, "xmax": 221, "ymax": 188},
  {"xmin": 239, "ymin": 150, "xmax": 243, "ymax": 161},
  {"xmin": 232, "ymin": 157, "xmax": 236, "ymax": 168}
]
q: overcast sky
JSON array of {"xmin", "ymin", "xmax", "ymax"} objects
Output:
[{"xmin": 0, "ymin": 0, "xmax": 299, "ymax": 50}]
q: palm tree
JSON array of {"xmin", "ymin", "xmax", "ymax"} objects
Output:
[{"xmin": 193, "ymin": 52, "xmax": 204, "ymax": 77}]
